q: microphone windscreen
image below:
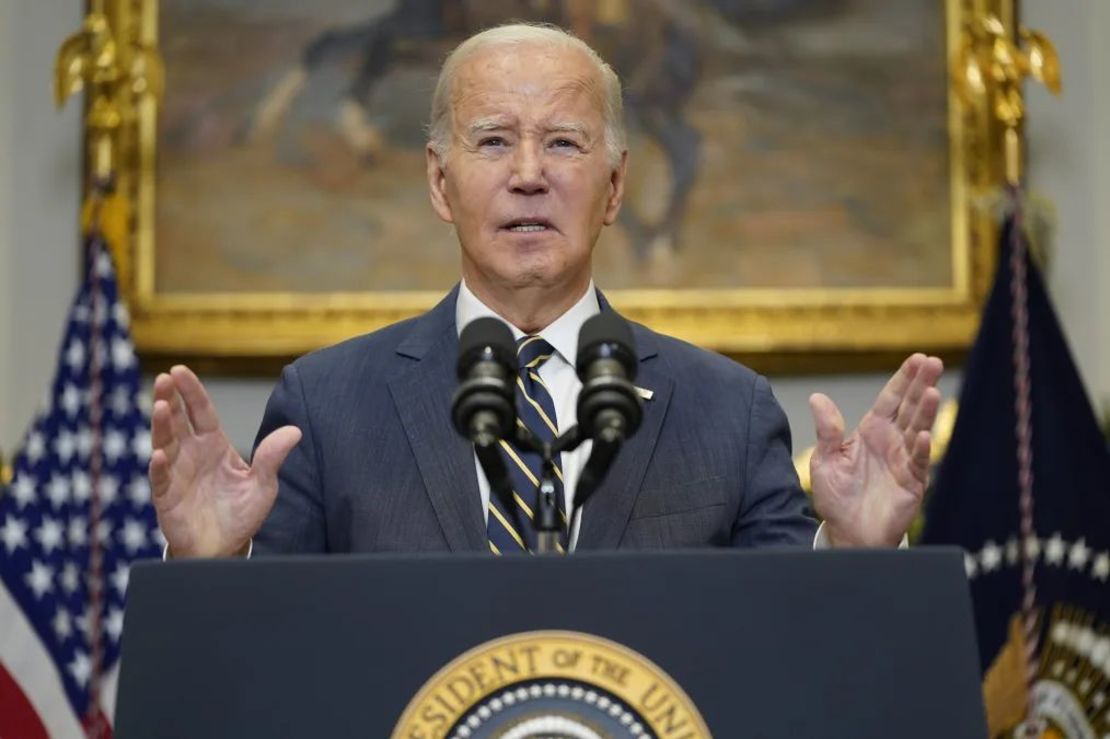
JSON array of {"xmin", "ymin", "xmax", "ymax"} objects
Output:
[
  {"xmin": 457, "ymin": 316, "xmax": 516, "ymax": 376},
  {"xmin": 576, "ymin": 312, "xmax": 637, "ymax": 379}
]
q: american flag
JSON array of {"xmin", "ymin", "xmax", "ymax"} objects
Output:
[{"xmin": 0, "ymin": 230, "xmax": 161, "ymax": 738}]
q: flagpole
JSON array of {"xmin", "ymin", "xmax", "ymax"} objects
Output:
[
  {"xmin": 952, "ymin": 11, "xmax": 1061, "ymax": 734},
  {"xmin": 55, "ymin": 6, "xmax": 164, "ymax": 734}
]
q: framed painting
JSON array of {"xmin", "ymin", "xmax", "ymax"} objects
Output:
[{"xmin": 99, "ymin": 0, "xmax": 1015, "ymax": 371}]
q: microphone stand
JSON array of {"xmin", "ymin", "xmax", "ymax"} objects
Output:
[{"xmin": 487, "ymin": 417, "xmax": 627, "ymax": 556}]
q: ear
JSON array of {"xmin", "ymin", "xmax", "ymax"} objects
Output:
[
  {"xmin": 426, "ymin": 144, "xmax": 454, "ymax": 224},
  {"xmin": 602, "ymin": 150, "xmax": 628, "ymax": 226}
]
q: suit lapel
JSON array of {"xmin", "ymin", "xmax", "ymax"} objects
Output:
[
  {"xmin": 387, "ymin": 288, "xmax": 487, "ymax": 552},
  {"xmin": 576, "ymin": 321, "xmax": 673, "ymax": 550}
]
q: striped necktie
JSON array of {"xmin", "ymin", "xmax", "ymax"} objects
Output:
[{"xmin": 486, "ymin": 335, "xmax": 567, "ymax": 554}]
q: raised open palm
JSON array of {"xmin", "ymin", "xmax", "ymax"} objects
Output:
[
  {"xmin": 809, "ymin": 354, "xmax": 944, "ymax": 548},
  {"xmin": 148, "ymin": 365, "xmax": 301, "ymax": 557}
]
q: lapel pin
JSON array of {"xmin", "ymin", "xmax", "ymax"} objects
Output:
[{"xmin": 635, "ymin": 386, "xmax": 654, "ymax": 401}]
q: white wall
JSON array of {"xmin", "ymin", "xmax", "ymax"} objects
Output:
[
  {"xmin": 1024, "ymin": 0, "xmax": 1110, "ymax": 418},
  {"xmin": 0, "ymin": 0, "xmax": 1106, "ymax": 458},
  {"xmin": 0, "ymin": 2, "xmax": 83, "ymax": 455}
]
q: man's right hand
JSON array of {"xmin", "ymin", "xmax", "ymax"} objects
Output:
[{"xmin": 149, "ymin": 365, "xmax": 302, "ymax": 558}]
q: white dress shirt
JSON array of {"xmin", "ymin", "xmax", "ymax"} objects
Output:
[{"xmin": 456, "ymin": 280, "xmax": 598, "ymax": 550}]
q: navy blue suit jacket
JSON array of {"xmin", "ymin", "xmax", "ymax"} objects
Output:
[{"xmin": 252, "ymin": 287, "xmax": 817, "ymax": 553}]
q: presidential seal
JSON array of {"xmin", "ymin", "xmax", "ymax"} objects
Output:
[{"xmin": 392, "ymin": 630, "xmax": 711, "ymax": 739}]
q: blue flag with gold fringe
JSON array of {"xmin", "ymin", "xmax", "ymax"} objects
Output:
[{"xmin": 921, "ymin": 212, "xmax": 1110, "ymax": 736}]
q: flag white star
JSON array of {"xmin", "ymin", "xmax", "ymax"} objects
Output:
[
  {"xmin": 96, "ymin": 519, "xmax": 113, "ymax": 545},
  {"xmin": 65, "ymin": 338, "xmax": 86, "ymax": 371},
  {"xmin": 72, "ymin": 303, "xmax": 89, "ymax": 324},
  {"xmin": 75, "ymin": 425, "xmax": 93, "ymax": 460},
  {"xmin": 103, "ymin": 429, "xmax": 127, "ymax": 463},
  {"xmin": 111, "ymin": 337, "xmax": 135, "ymax": 370},
  {"xmin": 1, "ymin": 516, "xmax": 29, "ymax": 554},
  {"xmin": 95, "ymin": 250, "xmax": 112, "ymax": 278},
  {"xmin": 111, "ymin": 563, "xmax": 130, "ymax": 596},
  {"xmin": 53, "ymin": 608, "xmax": 73, "ymax": 641},
  {"xmin": 60, "ymin": 562, "xmax": 81, "ymax": 593},
  {"xmin": 68, "ymin": 516, "xmax": 88, "ymax": 548},
  {"xmin": 964, "ymin": 552, "xmax": 978, "ymax": 579},
  {"xmin": 1093, "ymin": 553, "xmax": 1110, "ymax": 582},
  {"xmin": 98, "ymin": 474, "xmax": 120, "ymax": 505},
  {"xmin": 1068, "ymin": 538, "xmax": 1091, "ymax": 571},
  {"xmin": 10, "ymin": 474, "xmax": 36, "ymax": 507},
  {"xmin": 25, "ymin": 430, "xmax": 45, "ymax": 463},
  {"xmin": 105, "ymin": 608, "xmax": 124, "ymax": 643},
  {"xmin": 132, "ymin": 429, "xmax": 152, "ymax": 463},
  {"xmin": 1005, "ymin": 538, "xmax": 1020, "ymax": 566},
  {"xmin": 46, "ymin": 474, "xmax": 71, "ymax": 508},
  {"xmin": 980, "ymin": 541, "xmax": 1002, "ymax": 572},
  {"xmin": 1024, "ymin": 536, "xmax": 1042, "ymax": 562},
  {"xmin": 71, "ymin": 470, "xmax": 91, "ymax": 502},
  {"xmin": 75, "ymin": 609, "xmax": 91, "ymax": 638},
  {"xmin": 128, "ymin": 476, "xmax": 151, "ymax": 506},
  {"xmin": 34, "ymin": 517, "xmax": 64, "ymax": 554},
  {"xmin": 54, "ymin": 429, "xmax": 76, "ymax": 463},
  {"xmin": 1045, "ymin": 533, "xmax": 1067, "ymax": 566},
  {"xmin": 69, "ymin": 650, "xmax": 91, "ymax": 687},
  {"xmin": 112, "ymin": 301, "xmax": 130, "ymax": 329},
  {"xmin": 110, "ymin": 386, "xmax": 131, "ymax": 419},
  {"xmin": 61, "ymin": 383, "xmax": 82, "ymax": 418},
  {"xmin": 25, "ymin": 560, "xmax": 54, "ymax": 599},
  {"xmin": 119, "ymin": 518, "xmax": 148, "ymax": 553}
]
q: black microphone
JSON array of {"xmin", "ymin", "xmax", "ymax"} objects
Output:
[
  {"xmin": 571, "ymin": 312, "xmax": 643, "ymax": 518},
  {"xmin": 575, "ymin": 311, "xmax": 642, "ymax": 444},
  {"xmin": 452, "ymin": 317, "xmax": 516, "ymax": 447}
]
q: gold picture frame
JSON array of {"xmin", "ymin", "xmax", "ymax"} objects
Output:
[{"xmin": 94, "ymin": 0, "xmax": 1016, "ymax": 373}]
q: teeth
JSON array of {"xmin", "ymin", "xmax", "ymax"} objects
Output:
[{"xmin": 510, "ymin": 224, "xmax": 547, "ymax": 232}]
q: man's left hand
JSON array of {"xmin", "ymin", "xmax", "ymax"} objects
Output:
[{"xmin": 808, "ymin": 353, "xmax": 944, "ymax": 548}]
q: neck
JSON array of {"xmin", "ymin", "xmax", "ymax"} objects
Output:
[{"xmin": 463, "ymin": 273, "xmax": 591, "ymax": 334}]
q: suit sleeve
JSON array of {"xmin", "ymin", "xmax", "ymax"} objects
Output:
[
  {"xmin": 730, "ymin": 374, "xmax": 819, "ymax": 548},
  {"xmin": 251, "ymin": 363, "xmax": 328, "ymax": 554}
]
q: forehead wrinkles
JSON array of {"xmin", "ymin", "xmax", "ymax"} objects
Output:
[{"xmin": 450, "ymin": 47, "xmax": 604, "ymax": 131}]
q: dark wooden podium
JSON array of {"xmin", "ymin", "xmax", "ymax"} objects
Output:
[{"xmin": 115, "ymin": 549, "xmax": 986, "ymax": 738}]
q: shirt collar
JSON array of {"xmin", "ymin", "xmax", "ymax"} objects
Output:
[{"xmin": 456, "ymin": 280, "xmax": 600, "ymax": 366}]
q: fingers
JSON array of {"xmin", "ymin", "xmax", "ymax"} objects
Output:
[
  {"xmin": 148, "ymin": 448, "xmax": 171, "ymax": 499},
  {"xmin": 908, "ymin": 429, "xmax": 932, "ymax": 487},
  {"xmin": 808, "ymin": 393, "xmax": 845, "ymax": 455},
  {"xmin": 151, "ymin": 370, "xmax": 194, "ymax": 459},
  {"xmin": 170, "ymin": 364, "xmax": 222, "ymax": 434},
  {"xmin": 871, "ymin": 353, "xmax": 922, "ymax": 420},
  {"xmin": 903, "ymin": 386, "xmax": 941, "ymax": 450},
  {"xmin": 251, "ymin": 425, "xmax": 302, "ymax": 493},
  {"xmin": 895, "ymin": 356, "xmax": 944, "ymax": 432}
]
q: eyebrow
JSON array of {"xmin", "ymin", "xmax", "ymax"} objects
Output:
[
  {"xmin": 468, "ymin": 117, "xmax": 512, "ymax": 135},
  {"xmin": 466, "ymin": 118, "xmax": 592, "ymax": 138},
  {"xmin": 546, "ymin": 122, "xmax": 590, "ymax": 138}
]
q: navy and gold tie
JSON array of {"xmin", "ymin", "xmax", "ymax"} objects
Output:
[{"xmin": 486, "ymin": 335, "xmax": 567, "ymax": 554}]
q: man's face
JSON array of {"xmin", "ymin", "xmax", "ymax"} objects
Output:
[{"xmin": 427, "ymin": 43, "xmax": 626, "ymax": 296}]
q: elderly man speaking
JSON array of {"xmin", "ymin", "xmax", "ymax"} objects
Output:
[{"xmin": 148, "ymin": 24, "xmax": 942, "ymax": 558}]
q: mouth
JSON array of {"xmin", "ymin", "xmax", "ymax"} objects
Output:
[{"xmin": 500, "ymin": 217, "xmax": 555, "ymax": 234}]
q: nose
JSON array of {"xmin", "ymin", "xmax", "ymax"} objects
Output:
[{"xmin": 508, "ymin": 140, "xmax": 548, "ymax": 195}]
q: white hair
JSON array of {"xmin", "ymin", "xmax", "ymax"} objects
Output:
[{"xmin": 427, "ymin": 23, "xmax": 626, "ymax": 167}]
